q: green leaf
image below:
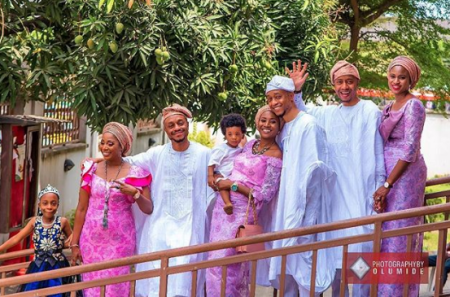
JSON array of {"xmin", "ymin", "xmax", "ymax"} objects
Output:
[
  {"xmin": 206, "ymin": 15, "xmax": 222, "ymax": 21},
  {"xmin": 99, "ymin": 0, "xmax": 106, "ymax": 9},
  {"xmin": 314, "ymin": 51, "xmax": 319, "ymax": 63},
  {"xmin": 106, "ymin": 0, "xmax": 114, "ymax": 13}
]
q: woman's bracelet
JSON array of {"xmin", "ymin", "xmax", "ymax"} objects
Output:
[{"xmin": 70, "ymin": 244, "xmax": 79, "ymax": 248}]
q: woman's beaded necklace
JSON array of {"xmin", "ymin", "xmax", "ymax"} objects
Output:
[
  {"xmin": 252, "ymin": 140, "xmax": 273, "ymax": 155},
  {"xmin": 103, "ymin": 160, "xmax": 123, "ymax": 228}
]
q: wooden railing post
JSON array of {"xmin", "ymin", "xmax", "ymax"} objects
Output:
[
  {"xmin": 159, "ymin": 257, "xmax": 169, "ymax": 297},
  {"xmin": 279, "ymin": 255, "xmax": 287, "ymax": 297},
  {"xmin": 191, "ymin": 270, "xmax": 198, "ymax": 297},
  {"xmin": 310, "ymin": 250, "xmax": 318, "ymax": 297},
  {"xmin": 340, "ymin": 245, "xmax": 348, "ymax": 297},
  {"xmin": 435, "ymin": 228, "xmax": 448, "ymax": 297},
  {"xmin": 221, "ymin": 266, "xmax": 227, "ymax": 297},
  {"xmin": 249, "ymin": 260, "xmax": 257, "ymax": 297},
  {"xmin": 370, "ymin": 221, "xmax": 382, "ymax": 297},
  {"xmin": 1, "ymin": 271, "xmax": 5, "ymax": 295}
]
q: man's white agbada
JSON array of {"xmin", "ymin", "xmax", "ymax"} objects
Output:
[
  {"xmin": 294, "ymin": 94, "xmax": 385, "ymax": 257},
  {"xmin": 263, "ymin": 76, "xmax": 337, "ymax": 295},
  {"xmin": 294, "ymin": 93, "xmax": 385, "ymax": 297},
  {"xmin": 125, "ymin": 142, "xmax": 212, "ymax": 297},
  {"xmin": 267, "ymin": 112, "xmax": 337, "ymax": 295}
]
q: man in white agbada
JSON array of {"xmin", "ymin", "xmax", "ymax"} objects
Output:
[
  {"xmin": 291, "ymin": 60, "xmax": 385, "ymax": 297},
  {"xmin": 266, "ymin": 70, "xmax": 337, "ymax": 296},
  {"xmin": 125, "ymin": 104, "xmax": 212, "ymax": 297}
]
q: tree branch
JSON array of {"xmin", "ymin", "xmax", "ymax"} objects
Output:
[
  {"xmin": 350, "ymin": 0, "xmax": 359, "ymax": 27},
  {"xmin": 2, "ymin": 15, "xmax": 51, "ymax": 37},
  {"xmin": 360, "ymin": 0, "xmax": 405, "ymax": 27},
  {"xmin": 330, "ymin": 5, "xmax": 351, "ymax": 25}
]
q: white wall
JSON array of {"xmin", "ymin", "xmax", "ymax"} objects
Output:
[
  {"xmin": 421, "ymin": 112, "xmax": 450, "ymax": 177},
  {"xmin": 40, "ymin": 144, "xmax": 88, "ymax": 215},
  {"xmin": 132, "ymin": 128, "xmax": 164, "ymax": 155}
]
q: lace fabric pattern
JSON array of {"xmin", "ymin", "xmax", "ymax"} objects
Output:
[
  {"xmin": 378, "ymin": 99, "xmax": 427, "ymax": 297},
  {"xmin": 33, "ymin": 216, "xmax": 66, "ymax": 266},
  {"xmin": 207, "ymin": 139, "xmax": 282, "ymax": 296}
]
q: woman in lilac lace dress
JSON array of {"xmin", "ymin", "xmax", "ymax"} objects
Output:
[
  {"xmin": 206, "ymin": 106, "xmax": 283, "ymax": 297},
  {"xmin": 71, "ymin": 122, "xmax": 153, "ymax": 297},
  {"xmin": 373, "ymin": 56, "xmax": 427, "ymax": 296}
]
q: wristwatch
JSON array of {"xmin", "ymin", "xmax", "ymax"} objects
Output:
[
  {"xmin": 294, "ymin": 90, "xmax": 302, "ymax": 94},
  {"xmin": 383, "ymin": 181, "xmax": 393, "ymax": 189},
  {"xmin": 133, "ymin": 190, "xmax": 141, "ymax": 201},
  {"xmin": 230, "ymin": 182, "xmax": 239, "ymax": 192}
]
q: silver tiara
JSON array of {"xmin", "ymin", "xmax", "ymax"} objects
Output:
[{"xmin": 38, "ymin": 184, "xmax": 60, "ymax": 200}]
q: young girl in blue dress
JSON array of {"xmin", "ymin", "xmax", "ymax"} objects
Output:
[{"xmin": 0, "ymin": 184, "xmax": 73, "ymax": 296}]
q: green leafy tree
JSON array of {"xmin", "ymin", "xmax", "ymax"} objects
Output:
[
  {"xmin": 188, "ymin": 122, "xmax": 214, "ymax": 148},
  {"xmin": 0, "ymin": 0, "xmax": 337, "ymax": 130},
  {"xmin": 0, "ymin": 0, "xmax": 73, "ymax": 109},
  {"xmin": 330, "ymin": 0, "xmax": 450, "ymax": 97},
  {"xmin": 265, "ymin": 0, "xmax": 339, "ymax": 97}
]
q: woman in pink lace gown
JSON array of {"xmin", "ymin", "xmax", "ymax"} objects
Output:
[
  {"xmin": 206, "ymin": 106, "xmax": 283, "ymax": 296},
  {"xmin": 373, "ymin": 56, "xmax": 427, "ymax": 296},
  {"xmin": 71, "ymin": 122, "xmax": 153, "ymax": 297}
]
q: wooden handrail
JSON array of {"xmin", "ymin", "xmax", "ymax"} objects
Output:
[
  {"xmin": 426, "ymin": 176, "xmax": 450, "ymax": 187},
  {"xmin": 0, "ymin": 249, "xmax": 33, "ymax": 262},
  {"xmin": 425, "ymin": 190, "xmax": 450, "ymax": 200},
  {"xmin": 1, "ymin": 202, "xmax": 449, "ymax": 265},
  {"xmin": 1, "ymin": 175, "xmax": 447, "ymax": 264},
  {"xmin": 1, "ymin": 175, "xmax": 449, "ymax": 296},
  {"xmin": 0, "ymin": 262, "xmax": 29, "ymax": 274},
  {"xmin": 0, "ymin": 203, "xmax": 449, "ymax": 289},
  {"xmin": 2, "ymin": 219, "xmax": 450, "ymax": 296}
]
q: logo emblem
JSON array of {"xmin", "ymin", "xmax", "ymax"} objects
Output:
[{"xmin": 350, "ymin": 256, "xmax": 370, "ymax": 280}]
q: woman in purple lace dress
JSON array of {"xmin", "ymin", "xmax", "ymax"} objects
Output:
[
  {"xmin": 206, "ymin": 106, "xmax": 283, "ymax": 296},
  {"xmin": 373, "ymin": 56, "xmax": 427, "ymax": 296}
]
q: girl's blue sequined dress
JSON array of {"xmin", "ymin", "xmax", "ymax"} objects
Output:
[{"xmin": 19, "ymin": 216, "xmax": 71, "ymax": 296}]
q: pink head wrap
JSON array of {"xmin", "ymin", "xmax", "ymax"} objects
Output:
[
  {"xmin": 255, "ymin": 105, "xmax": 284, "ymax": 131},
  {"xmin": 387, "ymin": 56, "xmax": 421, "ymax": 89},
  {"xmin": 162, "ymin": 104, "xmax": 192, "ymax": 122},
  {"xmin": 102, "ymin": 122, "xmax": 133, "ymax": 156},
  {"xmin": 330, "ymin": 61, "xmax": 360, "ymax": 85}
]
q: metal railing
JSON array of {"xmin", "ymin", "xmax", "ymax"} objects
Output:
[
  {"xmin": 1, "ymin": 176, "xmax": 449, "ymax": 297},
  {"xmin": 42, "ymin": 101, "xmax": 80, "ymax": 147}
]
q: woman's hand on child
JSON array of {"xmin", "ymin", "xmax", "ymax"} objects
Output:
[
  {"xmin": 215, "ymin": 179, "xmax": 233, "ymax": 191},
  {"xmin": 65, "ymin": 234, "xmax": 73, "ymax": 249},
  {"xmin": 208, "ymin": 175, "xmax": 216, "ymax": 189}
]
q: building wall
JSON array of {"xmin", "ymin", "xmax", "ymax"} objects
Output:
[
  {"xmin": 131, "ymin": 128, "xmax": 164, "ymax": 155},
  {"xmin": 40, "ymin": 144, "xmax": 88, "ymax": 215}
]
